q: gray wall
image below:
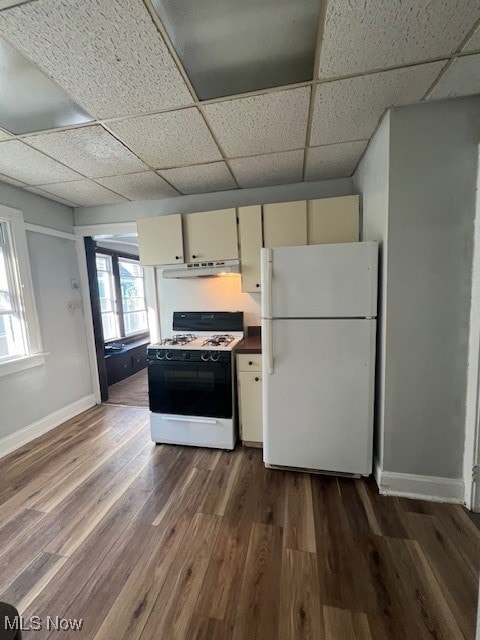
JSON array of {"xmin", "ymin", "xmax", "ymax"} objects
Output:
[
  {"xmin": 0, "ymin": 182, "xmax": 75, "ymax": 232},
  {"xmin": 384, "ymin": 97, "xmax": 478, "ymax": 479},
  {"xmin": 0, "ymin": 184, "xmax": 92, "ymax": 440},
  {"xmin": 354, "ymin": 112, "xmax": 390, "ymax": 470},
  {"xmin": 74, "ymin": 177, "xmax": 353, "ymax": 225}
]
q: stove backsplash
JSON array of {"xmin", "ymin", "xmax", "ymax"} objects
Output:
[{"xmin": 157, "ymin": 270, "xmax": 260, "ymax": 336}]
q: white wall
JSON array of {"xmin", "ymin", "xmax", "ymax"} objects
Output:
[
  {"xmin": 74, "ymin": 177, "xmax": 353, "ymax": 225},
  {"xmin": 353, "ymin": 112, "xmax": 390, "ymax": 472},
  {"xmin": 158, "ymin": 272, "xmax": 260, "ymax": 335},
  {"xmin": 0, "ymin": 183, "xmax": 93, "ymax": 442}
]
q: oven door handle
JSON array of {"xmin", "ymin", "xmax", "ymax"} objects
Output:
[{"xmin": 161, "ymin": 416, "xmax": 218, "ymax": 425}]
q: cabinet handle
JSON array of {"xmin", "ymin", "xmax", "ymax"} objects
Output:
[
  {"xmin": 192, "ymin": 254, "xmax": 197, "ymax": 259},
  {"xmin": 256, "ymin": 283, "xmax": 260, "ymax": 288},
  {"xmin": 255, "ymin": 376, "xmax": 260, "ymax": 382},
  {"xmin": 175, "ymin": 255, "xmax": 181, "ymax": 260},
  {"xmin": 248, "ymin": 361, "xmax": 253, "ymax": 366}
]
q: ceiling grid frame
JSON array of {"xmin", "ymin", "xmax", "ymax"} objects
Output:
[
  {"xmin": 0, "ymin": 0, "xmax": 477, "ymax": 204},
  {"xmin": 142, "ymin": 0, "xmax": 241, "ymax": 189},
  {"xmin": 302, "ymin": 0, "xmax": 329, "ymax": 181}
]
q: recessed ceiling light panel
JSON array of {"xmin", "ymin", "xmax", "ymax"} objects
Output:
[
  {"xmin": 152, "ymin": 0, "xmax": 320, "ymax": 100},
  {"xmin": 0, "ymin": 37, "xmax": 93, "ymax": 134}
]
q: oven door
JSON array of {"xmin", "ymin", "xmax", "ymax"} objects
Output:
[{"xmin": 148, "ymin": 359, "xmax": 232, "ymax": 419}]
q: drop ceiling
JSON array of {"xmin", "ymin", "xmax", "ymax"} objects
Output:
[{"xmin": 0, "ymin": 0, "xmax": 478, "ymax": 207}]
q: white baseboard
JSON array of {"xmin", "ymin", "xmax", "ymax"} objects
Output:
[
  {"xmin": 0, "ymin": 394, "xmax": 96, "ymax": 459},
  {"xmin": 376, "ymin": 468, "xmax": 465, "ymax": 504}
]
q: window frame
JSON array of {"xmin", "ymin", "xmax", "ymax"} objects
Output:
[
  {"xmin": 95, "ymin": 252, "xmax": 121, "ymax": 342},
  {"xmin": 0, "ymin": 204, "xmax": 45, "ymax": 378},
  {"xmin": 117, "ymin": 256, "xmax": 148, "ymax": 339},
  {"xmin": 95, "ymin": 246, "xmax": 149, "ymax": 344}
]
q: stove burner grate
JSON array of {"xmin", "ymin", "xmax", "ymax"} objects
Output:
[
  {"xmin": 160, "ymin": 333, "xmax": 196, "ymax": 346},
  {"xmin": 202, "ymin": 334, "xmax": 235, "ymax": 347}
]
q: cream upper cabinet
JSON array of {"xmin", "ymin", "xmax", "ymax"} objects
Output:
[
  {"xmin": 263, "ymin": 201, "xmax": 307, "ymax": 248},
  {"xmin": 137, "ymin": 214, "xmax": 184, "ymax": 266},
  {"xmin": 184, "ymin": 208, "xmax": 238, "ymax": 262},
  {"xmin": 238, "ymin": 205, "xmax": 262, "ymax": 293},
  {"xmin": 308, "ymin": 195, "xmax": 359, "ymax": 245}
]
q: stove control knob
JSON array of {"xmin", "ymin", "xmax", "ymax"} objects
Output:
[
  {"xmin": 165, "ymin": 351, "xmax": 173, "ymax": 360},
  {"xmin": 184, "ymin": 352, "xmax": 190, "ymax": 360},
  {"xmin": 201, "ymin": 352, "xmax": 210, "ymax": 362},
  {"xmin": 156, "ymin": 351, "xmax": 165, "ymax": 360},
  {"xmin": 210, "ymin": 352, "xmax": 219, "ymax": 362}
]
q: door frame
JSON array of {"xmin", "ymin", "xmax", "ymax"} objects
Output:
[
  {"xmin": 74, "ymin": 222, "xmax": 160, "ymax": 405},
  {"xmin": 463, "ymin": 153, "xmax": 480, "ymax": 512}
]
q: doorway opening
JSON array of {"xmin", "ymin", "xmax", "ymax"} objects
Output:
[{"xmin": 84, "ymin": 233, "xmax": 150, "ymax": 407}]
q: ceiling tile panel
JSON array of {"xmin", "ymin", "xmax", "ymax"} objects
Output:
[
  {"xmin": 305, "ymin": 141, "xmax": 368, "ymax": 181},
  {"xmin": 318, "ymin": 0, "xmax": 479, "ymax": 78},
  {"xmin": 428, "ymin": 54, "xmax": 480, "ymax": 99},
  {"xmin": 0, "ymin": 140, "xmax": 82, "ymax": 185},
  {"xmin": 230, "ymin": 150, "xmax": 304, "ymax": 188},
  {"xmin": 96, "ymin": 172, "xmax": 178, "ymax": 200},
  {"xmin": 203, "ymin": 87, "xmax": 311, "ymax": 157},
  {"xmin": 38, "ymin": 180, "xmax": 128, "ymax": 207},
  {"xmin": 23, "ymin": 126, "xmax": 147, "ymax": 178},
  {"xmin": 463, "ymin": 24, "xmax": 480, "ymax": 52},
  {"xmin": 25, "ymin": 186, "xmax": 77, "ymax": 207},
  {"xmin": 311, "ymin": 63, "xmax": 445, "ymax": 146},
  {"xmin": 0, "ymin": 0, "xmax": 192, "ymax": 119},
  {"xmin": 159, "ymin": 162, "xmax": 236, "ymax": 195},
  {"xmin": 107, "ymin": 108, "xmax": 222, "ymax": 168}
]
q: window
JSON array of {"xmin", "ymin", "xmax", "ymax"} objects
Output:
[
  {"xmin": 96, "ymin": 254, "xmax": 119, "ymax": 341},
  {"xmin": 0, "ymin": 221, "xmax": 26, "ymax": 359},
  {"xmin": 95, "ymin": 251, "xmax": 148, "ymax": 342},
  {"xmin": 0, "ymin": 204, "xmax": 44, "ymax": 376},
  {"xmin": 119, "ymin": 258, "xmax": 148, "ymax": 336}
]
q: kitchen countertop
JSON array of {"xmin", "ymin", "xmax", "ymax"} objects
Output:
[{"xmin": 235, "ymin": 334, "xmax": 262, "ymax": 354}]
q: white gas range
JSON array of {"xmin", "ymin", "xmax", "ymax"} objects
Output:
[{"xmin": 147, "ymin": 311, "xmax": 244, "ymax": 449}]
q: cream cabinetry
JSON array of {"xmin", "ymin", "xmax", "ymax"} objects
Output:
[
  {"xmin": 308, "ymin": 195, "xmax": 359, "ymax": 245},
  {"xmin": 184, "ymin": 208, "xmax": 238, "ymax": 262},
  {"xmin": 237, "ymin": 354, "xmax": 263, "ymax": 446},
  {"xmin": 137, "ymin": 214, "xmax": 184, "ymax": 266},
  {"xmin": 238, "ymin": 205, "xmax": 262, "ymax": 293},
  {"xmin": 138, "ymin": 195, "xmax": 360, "ymax": 269},
  {"xmin": 263, "ymin": 201, "xmax": 307, "ymax": 248}
]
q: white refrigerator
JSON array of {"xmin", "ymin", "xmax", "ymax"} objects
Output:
[{"xmin": 261, "ymin": 242, "xmax": 378, "ymax": 476}]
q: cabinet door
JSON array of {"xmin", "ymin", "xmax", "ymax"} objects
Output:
[
  {"xmin": 263, "ymin": 201, "xmax": 307, "ymax": 248},
  {"xmin": 137, "ymin": 214, "xmax": 184, "ymax": 266},
  {"xmin": 238, "ymin": 205, "xmax": 262, "ymax": 293},
  {"xmin": 308, "ymin": 195, "xmax": 359, "ymax": 245},
  {"xmin": 238, "ymin": 371, "xmax": 263, "ymax": 444},
  {"xmin": 184, "ymin": 209, "xmax": 238, "ymax": 262}
]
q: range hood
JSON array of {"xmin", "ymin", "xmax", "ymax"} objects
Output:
[{"xmin": 163, "ymin": 259, "xmax": 240, "ymax": 279}]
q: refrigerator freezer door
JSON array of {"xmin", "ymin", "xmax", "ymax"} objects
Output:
[
  {"xmin": 262, "ymin": 318, "xmax": 376, "ymax": 475},
  {"xmin": 261, "ymin": 242, "xmax": 378, "ymax": 319}
]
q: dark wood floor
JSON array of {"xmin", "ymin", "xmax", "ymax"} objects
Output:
[
  {"xmin": 0, "ymin": 404, "xmax": 478, "ymax": 640},
  {"xmin": 105, "ymin": 368, "xmax": 148, "ymax": 407}
]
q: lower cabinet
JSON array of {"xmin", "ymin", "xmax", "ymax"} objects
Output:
[{"xmin": 237, "ymin": 354, "xmax": 263, "ymax": 446}]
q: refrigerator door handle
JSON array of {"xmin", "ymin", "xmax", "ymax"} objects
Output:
[
  {"xmin": 261, "ymin": 248, "xmax": 274, "ymax": 374},
  {"xmin": 265, "ymin": 318, "xmax": 274, "ymax": 375},
  {"xmin": 265, "ymin": 248, "xmax": 273, "ymax": 320}
]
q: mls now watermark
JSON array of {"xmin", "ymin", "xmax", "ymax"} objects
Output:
[{"xmin": 4, "ymin": 616, "xmax": 84, "ymax": 631}]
